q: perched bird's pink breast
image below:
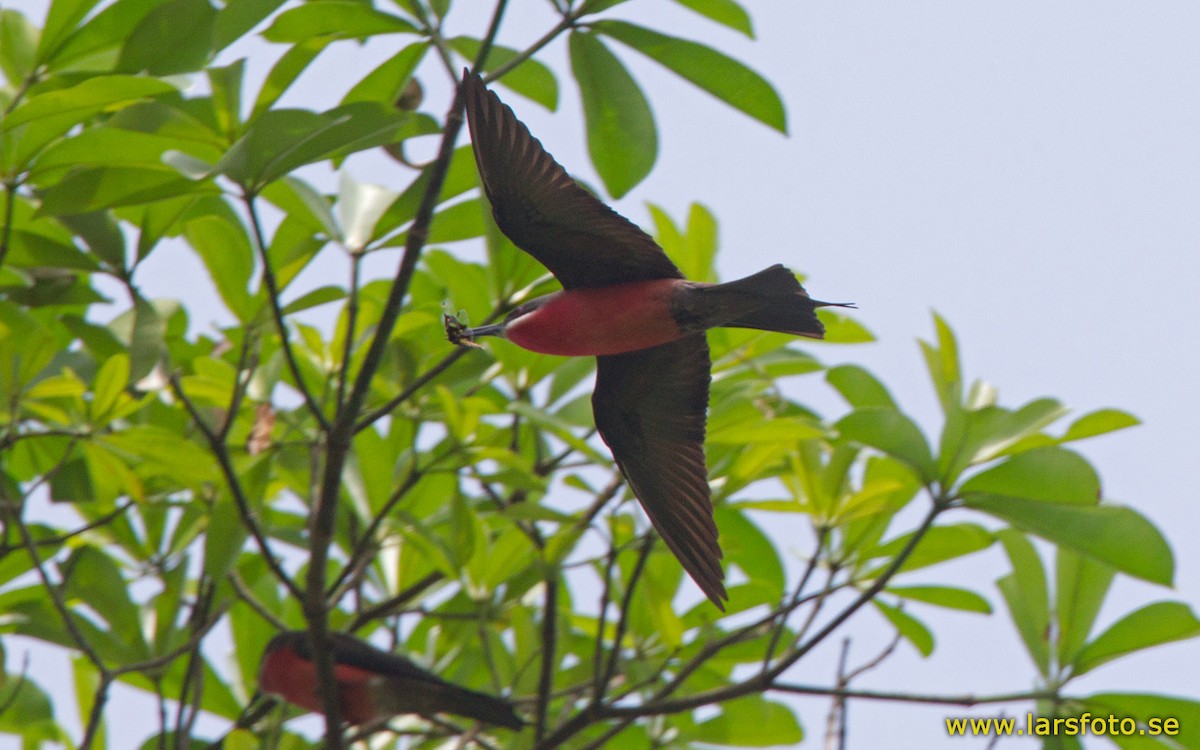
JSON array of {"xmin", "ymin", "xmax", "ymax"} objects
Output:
[
  {"xmin": 259, "ymin": 645, "xmax": 379, "ymax": 724},
  {"xmin": 506, "ymin": 279, "xmax": 684, "ymax": 355}
]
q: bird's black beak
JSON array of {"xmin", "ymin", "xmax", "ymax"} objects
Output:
[{"xmin": 444, "ymin": 314, "xmax": 504, "ymax": 348}]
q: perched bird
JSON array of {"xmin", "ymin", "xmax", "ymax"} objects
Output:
[
  {"xmin": 451, "ymin": 70, "xmax": 851, "ymax": 610},
  {"xmin": 258, "ymin": 631, "xmax": 524, "ymax": 730}
]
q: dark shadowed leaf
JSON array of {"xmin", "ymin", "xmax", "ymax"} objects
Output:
[
  {"xmin": 116, "ymin": 0, "xmax": 216, "ymax": 75},
  {"xmin": 217, "ymin": 103, "xmax": 410, "ymax": 190},
  {"xmin": 36, "ymin": 165, "xmax": 216, "ymax": 215}
]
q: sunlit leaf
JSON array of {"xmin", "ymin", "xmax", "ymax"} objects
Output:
[
  {"xmin": 874, "ymin": 599, "xmax": 934, "ymax": 656},
  {"xmin": 1074, "ymin": 603, "xmax": 1200, "ymax": 676},
  {"xmin": 569, "ymin": 31, "xmax": 656, "ymax": 198},
  {"xmin": 968, "ymin": 497, "xmax": 1173, "ymax": 586},
  {"xmin": 262, "ymin": 2, "xmax": 417, "ymax": 42},
  {"xmin": 594, "ymin": 20, "xmax": 785, "ymax": 132},
  {"xmin": 996, "ymin": 529, "xmax": 1051, "ymax": 675}
]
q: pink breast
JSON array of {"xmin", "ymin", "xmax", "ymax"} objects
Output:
[{"xmin": 506, "ymin": 280, "xmax": 684, "ymax": 355}]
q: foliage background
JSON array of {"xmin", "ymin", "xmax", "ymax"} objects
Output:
[{"xmin": 2, "ymin": 1, "xmax": 1199, "ymax": 749}]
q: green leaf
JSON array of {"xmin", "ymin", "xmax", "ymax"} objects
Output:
[
  {"xmin": 569, "ymin": 31, "xmax": 657, "ymax": 198},
  {"xmin": 128, "ymin": 296, "xmax": 170, "ymax": 382},
  {"xmin": 826, "ymin": 364, "xmax": 896, "ymax": 408},
  {"xmin": 710, "ymin": 417, "xmax": 824, "ymax": 444},
  {"xmin": 281, "ymin": 285, "xmax": 345, "ymax": 315},
  {"xmin": 649, "ymin": 202, "xmax": 718, "ymax": 282},
  {"xmin": 451, "ymin": 38, "xmax": 559, "ymax": 111},
  {"xmin": 61, "ymin": 546, "xmax": 144, "ymax": 650},
  {"xmin": 214, "ymin": 0, "xmax": 287, "ymax": 51},
  {"xmin": 1055, "ymin": 547, "xmax": 1115, "ymax": 668},
  {"xmin": 594, "ymin": 20, "xmax": 785, "ymax": 133},
  {"xmin": 2, "ymin": 75, "xmax": 176, "ymax": 130},
  {"xmin": 818, "ymin": 309, "xmax": 874, "ymax": 343},
  {"xmin": 960, "ymin": 447, "xmax": 1099, "ymax": 504},
  {"xmin": 203, "ymin": 499, "xmax": 249, "ymax": 581},
  {"xmin": 1, "ymin": 10, "xmax": 40, "ymax": 83},
  {"xmin": 36, "ymin": 165, "xmax": 216, "ymax": 215},
  {"xmin": 207, "ymin": 58, "xmax": 245, "ymax": 137},
  {"xmin": 869, "ymin": 523, "xmax": 993, "ymax": 575},
  {"xmin": 1074, "ymin": 602, "xmax": 1200, "ymax": 676},
  {"xmin": 836, "ymin": 407, "xmax": 934, "ymax": 481},
  {"xmin": 886, "ymin": 585, "xmax": 992, "ymax": 614},
  {"xmin": 920, "ymin": 312, "xmax": 962, "ymax": 414},
  {"xmin": 217, "ymin": 103, "xmax": 409, "ymax": 190},
  {"xmin": 262, "ymin": 175, "xmax": 338, "ymax": 236},
  {"xmin": 996, "ymin": 529, "xmax": 1051, "ymax": 675},
  {"xmin": 252, "ymin": 36, "xmax": 331, "ymax": 117},
  {"xmin": 939, "ymin": 397, "xmax": 1070, "ymax": 485},
  {"xmin": 1060, "ymin": 408, "xmax": 1141, "ymax": 443},
  {"xmin": 716, "ymin": 506, "xmax": 785, "ymax": 596},
  {"xmin": 261, "ymin": 2, "xmax": 417, "ymax": 42},
  {"xmin": 182, "ymin": 201, "xmax": 253, "ymax": 319},
  {"xmin": 967, "ymin": 497, "xmax": 1173, "ymax": 586},
  {"xmin": 36, "ymin": 0, "xmax": 100, "ymax": 67},
  {"xmin": 670, "ymin": 0, "xmax": 754, "ymax": 37},
  {"xmin": 56, "ymin": 212, "xmax": 125, "ymax": 269},
  {"xmin": 1084, "ymin": 694, "xmax": 1198, "ymax": 748},
  {"xmin": 116, "ymin": 0, "xmax": 216, "ymax": 75},
  {"xmin": 874, "ymin": 599, "xmax": 934, "ymax": 656},
  {"xmin": 341, "ymin": 41, "xmax": 429, "ymax": 107},
  {"xmin": 90, "ymin": 353, "xmax": 130, "ymax": 422},
  {"xmin": 694, "ymin": 695, "xmax": 803, "ymax": 746}
]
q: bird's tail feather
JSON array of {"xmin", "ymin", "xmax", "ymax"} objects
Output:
[
  {"xmin": 701, "ymin": 264, "xmax": 852, "ymax": 339},
  {"xmin": 438, "ymin": 683, "xmax": 526, "ymax": 730}
]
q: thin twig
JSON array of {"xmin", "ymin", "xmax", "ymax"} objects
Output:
[
  {"xmin": 169, "ymin": 373, "xmax": 302, "ymax": 600},
  {"xmin": 243, "ymin": 193, "xmax": 331, "ymax": 431},
  {"xmin": 535, "ymin": 572, "xmax": 559, "ymax": 742}
]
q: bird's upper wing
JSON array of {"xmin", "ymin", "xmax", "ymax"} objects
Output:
[
  {"xmin": 461, "ymin": 70, "xmax": 683, "ymax": 289},
  {"xmin": 592, "ymin": 334, "xmax": 726, "ymax": 608},
  {"xmin": 328, "ymin": 633, "xmax": 449, "ymax": 688}
]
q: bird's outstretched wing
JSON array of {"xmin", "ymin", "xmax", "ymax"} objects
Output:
[
  {"xmin": 461, "ymin": 70, "xmax": 683, "ymax": 289},
  {"xmin": 592, "ymin": 335, "xmax": 726, "ymax": 609}
]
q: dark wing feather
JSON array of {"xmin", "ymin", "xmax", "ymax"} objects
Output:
[
  {"xmin": 461, "ymin": 70, "xmax": 683, "ymax": 289},
  {"xmin": 592, "ymin": 335, "xmax": 727, "ymax": 608},
  {"xmin": 325, "ymin": 632, "xmax": 447, "ymax": 686},
  {"xmin": 328, "ymin": 632, "xmax": 524, "ymax": 729}
]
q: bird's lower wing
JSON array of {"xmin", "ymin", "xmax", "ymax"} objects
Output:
[{"xmin": 592, "ymin": 335, "xmax": 727, "ymax": 608}]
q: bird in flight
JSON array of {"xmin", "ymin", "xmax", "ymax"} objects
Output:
[
  {"xmin": 449, "ymin": 70, "xmax": 851, "ymax": 609},
  {"xmin": 258, "ymin": 630, "xmax": 524, "ymax": 730}
]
